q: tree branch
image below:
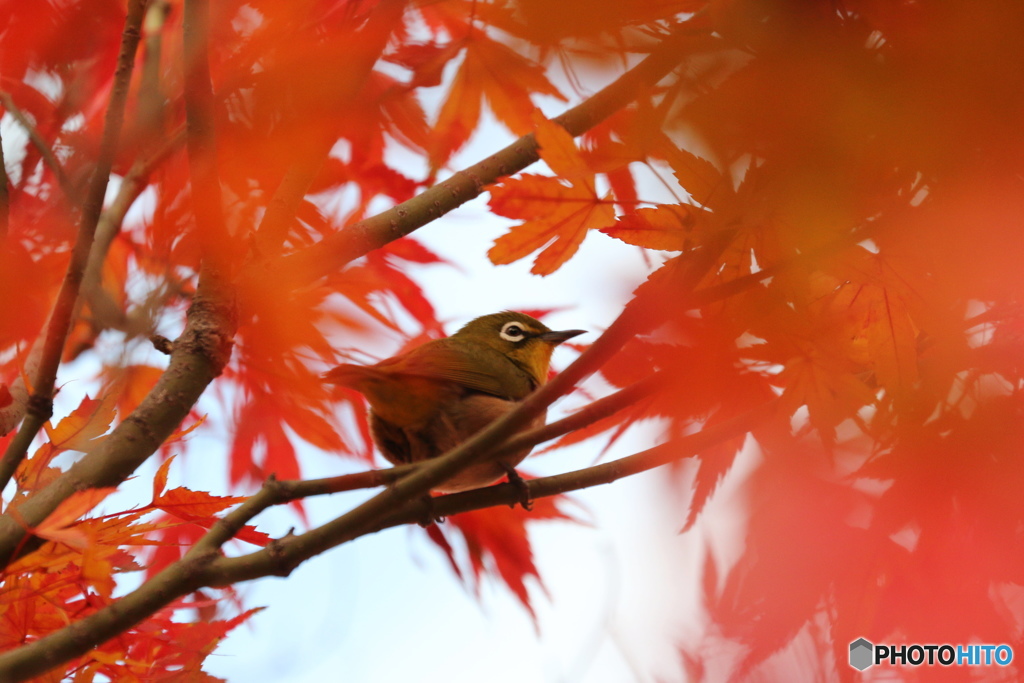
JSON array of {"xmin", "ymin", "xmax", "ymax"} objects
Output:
[
  {"xmin": 0, "ymin": 90, "xmax": 77, "ymax": 201},
  {"xmin": 194, "ymin": 235, "xmax": 732, "ymax": 585},
  {"xmin": 0, "ymin": 392, "xmax": 770, "ymax": 682}
]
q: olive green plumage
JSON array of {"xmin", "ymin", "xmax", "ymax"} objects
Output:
[{"xmin": 324, "ymin": 311, "xmax": 584, "ymax": 492}]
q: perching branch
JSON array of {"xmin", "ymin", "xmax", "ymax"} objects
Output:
[
  {"xmin": 193, "ymin": 228, "xmax": 734, "ymax": 586},
  {"xmin": 0, "ymin": 391, "xmax": 771, "ymax": 682}
]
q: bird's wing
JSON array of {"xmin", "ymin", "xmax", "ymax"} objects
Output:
[{"xmin": 382, "ymin": 340, "xmax": 531, "ymax": 399}]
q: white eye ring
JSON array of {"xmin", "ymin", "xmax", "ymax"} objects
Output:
[{"xmin": 500, "ymin": 322, "xmax": 528, "ymax": 342}]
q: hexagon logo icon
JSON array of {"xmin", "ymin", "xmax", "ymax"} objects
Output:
[{"xmin": 850, "ymin": 638, "xmax": 874, "ymax": 671}]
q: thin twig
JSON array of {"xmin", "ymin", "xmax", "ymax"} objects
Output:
[
  {"xmin": 81, "ymin": 127, "xmax": 186, "ymax": 334},
  {"xmin": 0, "ymin": 90, "xmax": 77, "ymax": 201}
]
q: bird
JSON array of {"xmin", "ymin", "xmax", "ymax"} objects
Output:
[{"xmin": 324, "ymin": 311, "xmax": 584, "ymax": 493}]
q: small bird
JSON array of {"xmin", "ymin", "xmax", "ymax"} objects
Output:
[{"xmin": 324, "ymin": 311, "xmax": 584, "ymax": 493}]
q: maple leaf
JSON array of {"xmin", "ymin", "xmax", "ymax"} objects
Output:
[
  {"xmin": 601, "ymin": 203, "xmax": 711, "ymax": 251},
  {"xmin": 425, "ymin": 494, "xmax": 579, "ymax": 619},
  {"xmin": 664, "ymin": 145, "xmax": 729, "ymax": 211},
  {"xmin": 430, "ymin": 28, "xmax": 565, "ymax": 169},
  {"xmin": 152, "ymin": 487, "xmax": 270, "ymax": 547},
  {"xmin": 43, "ymin": 394, "xmax": 117, "ymax": 452},
  {"xmin": 101, "ymin": 364, "xmax": 163, "ymax": 420},
  {"xmin": 33, "ymin": 488, "xmax": 117, "ymax": 550},
  {"xmin": 488, "ymin": 117, "xmax": 616, "ymax": 275}
]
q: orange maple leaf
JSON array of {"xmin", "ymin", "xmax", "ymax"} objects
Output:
[
  {"xmin": 44, "ymin": 394, "xmax": 117, "ymax": 452},
  {"xmin": 426, "ymin": 494, "xmax": 579, "ymax": 619},
  {"xmin": 153, "ymin": 487, "xmax": 245, "ymax": 521},
  {"xmin": 664, "ymin": 144, "xmax": 729, "ymax": 210},
  {"xmin": 431, "ymin": 29, "xmax": 565, "ymax": 169},
  {"xmin": 150, "ymin": 461, "xmax": 271, "ymax": 548},
  {"xmin": 34, "ymin": 487, "xmax": 117, "ymax": 549},
  {"xmin": 488, "ymin": 117, "xmax": 615, "ymax": 275},
  {"xmin": 601, "ymin": 203, "xmax": 711, "ymax": 251}
]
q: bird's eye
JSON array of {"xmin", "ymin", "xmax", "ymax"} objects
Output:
[{"xmin": 500, "ymin": 322, "xmax": 527, "ymax": 342}]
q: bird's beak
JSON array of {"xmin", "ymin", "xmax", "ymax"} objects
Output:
[{"xmin": 537, "ymin": 329, "xmax": 586, "ymax": 345}]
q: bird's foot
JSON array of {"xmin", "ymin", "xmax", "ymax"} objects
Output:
[
  {"xmin": 416, "ymin": 493, "xmax": 445, "ymax": 527},
  {"xmin": 500, "ymin": 464, "xmax": 533, "ymax": 512}
]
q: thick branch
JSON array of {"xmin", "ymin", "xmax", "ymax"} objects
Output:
[
  {"xmin": 261, "ymin": 20, "xmax": 712, "ymax": 287},
  {"xmin": 0, "ymin": 0, "xmax": 244, "ymax": 568}
]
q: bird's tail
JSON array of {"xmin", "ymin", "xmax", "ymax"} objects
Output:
[{"xmin": 322, "ymin": 364, "xmax": 379, "ymax": 390}]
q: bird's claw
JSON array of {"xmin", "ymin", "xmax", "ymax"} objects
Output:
[
  {"xmin": 416, "ymin": 493, "xmax": 445, "ymax": 527},
  {"xmin": 500, "ymin": 464, "xmax": 533, "ymax": 512}
]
